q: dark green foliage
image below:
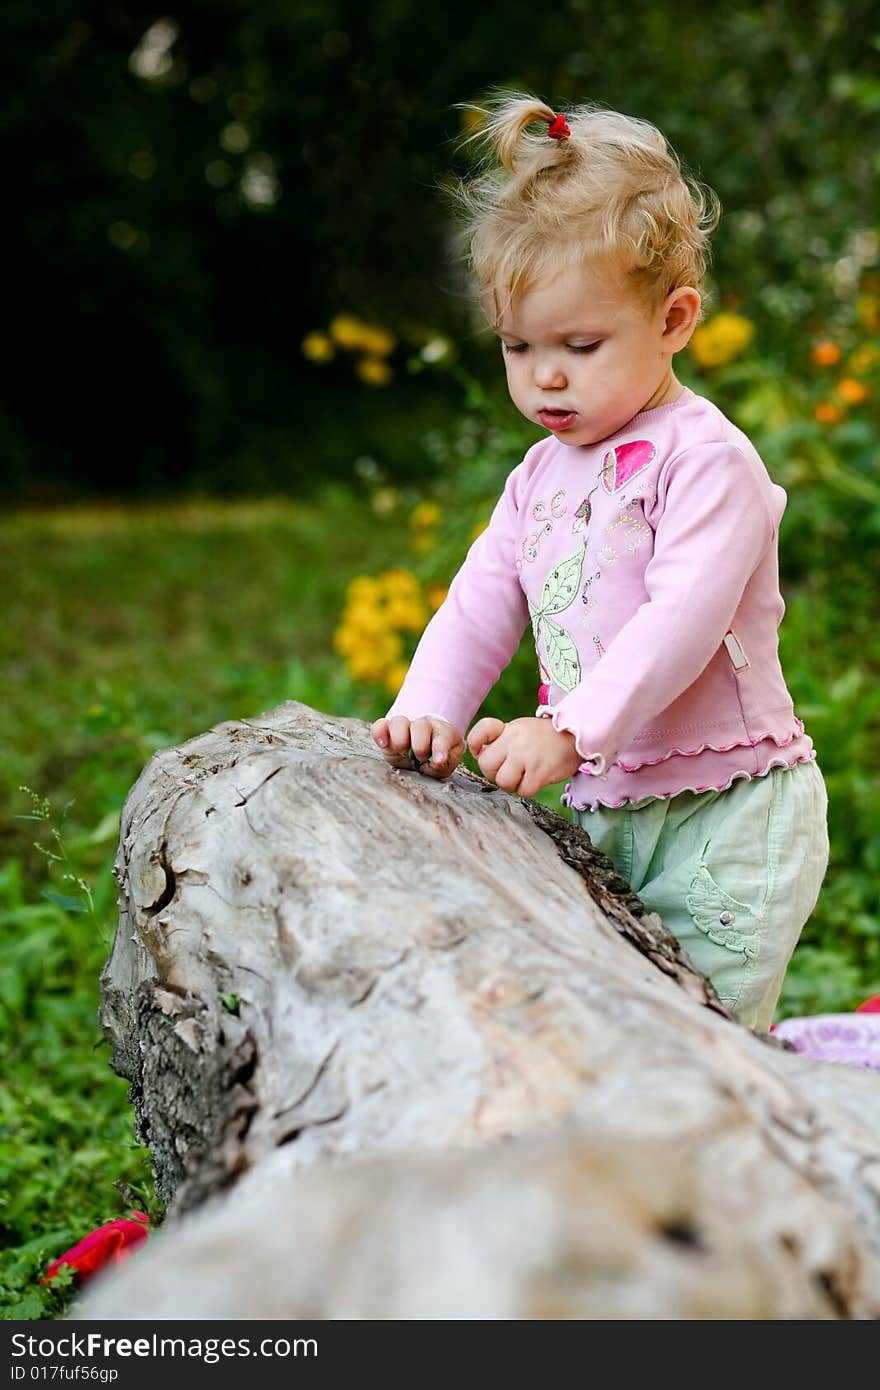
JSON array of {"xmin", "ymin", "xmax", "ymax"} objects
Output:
[{"xmin": 1, "ymin": 1, "xmax": 878, "ymax": 496}]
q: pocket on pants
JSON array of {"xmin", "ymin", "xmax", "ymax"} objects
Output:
[
  {"xmin": 681, "ymin": 774, "xmax": 785, "ymax": 1008},
  {"xmin": 685, "ymin": 855, "xmax": 764, "ymax": 960},
  {"xmin": 681, "ymin": 844, "xmax": 768, "ymax": 1013}
]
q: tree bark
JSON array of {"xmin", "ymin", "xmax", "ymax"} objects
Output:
[{"xmin": 79, "ymin": 700, "xmax": 880, "ymax": 1319}]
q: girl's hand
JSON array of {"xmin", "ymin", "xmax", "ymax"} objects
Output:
[
  {"xmin": 467, "ymin": 716, "xmax": 583, "ymax": 798},
  {"xmin": 370, "ymin": 715, "xmax": 465, "ymax": 780}
]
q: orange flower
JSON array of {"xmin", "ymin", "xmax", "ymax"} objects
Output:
[
  {"xmin": 426, "ymin": 583, "xmax": 448, "ymax": 611},
  {"xmin": 810, "ymin": 340, "xmax": 842, "ymax": 368},
  {"xmin": 814, "ymin": 402, "xmax": 844, "ymax": 425},
  {"xmin": 837, "ymin": 377, "xmax": 868, "ymax": 404}
]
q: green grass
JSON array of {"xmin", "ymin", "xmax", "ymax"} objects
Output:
[
  {"xmin": 2, "ymin": 484, "xmax": 878, "ymax": 1318},
  {"xmin": 0, "ymin": 492, "xmax": 410, "ymax": 1318}
]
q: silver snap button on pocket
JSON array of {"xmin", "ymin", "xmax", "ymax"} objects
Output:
[{"xmin": 719, "ymin": 910, "xmax": 736, "ymax": 925}]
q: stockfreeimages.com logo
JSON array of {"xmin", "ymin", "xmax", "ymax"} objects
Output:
[{"xmin": 11, "ymin": 1333, "xmax": 316, "ymax": 1367}]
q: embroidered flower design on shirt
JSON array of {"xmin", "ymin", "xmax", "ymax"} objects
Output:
[
  {"xmin": 597, "ymin": 545, "xmax": 620, "ymax": 566},
  {"xmin": 533, "ymin": 491, "xmax": 566, "ymax": 523},
  {"xmin": 571, "ymin": 495, "xmax": 592, "ymax": 534},
  {"xmin": 528, "ymin": 545, "xmax": 584, "ymax": 692},
  {"xmin": 519, "ymin": 530, "xmax": 547, "ymax": 566},
  {"xmin": 600, "ymin": 439, "xmax": 657, "ymax": 494},
  {"xmin": 518, "ymin": 490, "xmax": 567, "ymax": 566}
]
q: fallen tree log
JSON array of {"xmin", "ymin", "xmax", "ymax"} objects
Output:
[{"xmin": 77, "ymin": 700, "xmax": 880, "ymax": 1319}]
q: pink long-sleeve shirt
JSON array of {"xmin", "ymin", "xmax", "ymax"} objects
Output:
[{"xmin": 387, "ymin": 386, "xmax": 815, "ymax": 811}]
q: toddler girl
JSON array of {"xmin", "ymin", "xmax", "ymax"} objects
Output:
[{"xmin": 370, "ymin": 93, "xmax": 829, "ymax": 1033}]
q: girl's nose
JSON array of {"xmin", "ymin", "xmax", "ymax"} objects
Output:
[{"xmin": 533, "ymin": 355, "xmax": 568, "ymax": 388}]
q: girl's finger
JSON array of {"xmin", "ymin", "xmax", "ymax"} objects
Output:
[
  {"xmin": 476, "ymin": 738, "xmax": 506, "ymax": 782},
  {"xmin": 467, "ymin": 716, "xmax": 505, "ymax": 757},
  {"xmin": 387, "ymin": 716, "xmax": 415, "ymax": 754},
  {"xmin": 426, "ymin": 728, "xmax": 466, "ymax": 772},
  {"xmin": 493, "ymin": 754, "xmax": 526, "ymax": 795}
]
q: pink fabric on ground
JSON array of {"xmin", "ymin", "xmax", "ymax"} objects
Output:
[{"xmin": 772, "ymin": 1014, "xmax": 880, "ymax": 1071}]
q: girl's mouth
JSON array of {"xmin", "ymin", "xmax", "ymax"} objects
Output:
[{"xmin": 538, "ymin": 410, "xmax": 577, "ymax": 431}]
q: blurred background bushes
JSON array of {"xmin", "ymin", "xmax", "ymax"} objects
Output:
[{"xmin": 1, "ymin": 0, "xmax": 878, "ymax": 499}]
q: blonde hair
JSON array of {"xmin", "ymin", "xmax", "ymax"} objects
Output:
[{"xmin": 448, "ymin": 90, "xmax": 721, "ymax": 326}]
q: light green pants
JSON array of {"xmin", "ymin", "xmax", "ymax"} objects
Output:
[{"xmin": 571, "ymin": 760, "xmax": 830, "ymax": 1032}]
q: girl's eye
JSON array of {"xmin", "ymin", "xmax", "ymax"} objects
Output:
[{"xmin": 502, "ymin": 342, "xmax": 601, "ymax": 354}]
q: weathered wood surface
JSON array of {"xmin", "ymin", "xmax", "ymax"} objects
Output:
[{"xmin": 77, "ymin": 700, "xmax": 880, "ymax": 1319}]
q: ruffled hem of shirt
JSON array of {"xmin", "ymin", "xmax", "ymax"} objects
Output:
[
  {"xmin": 612, "ymin": 716, "xmax": 806, "ymax": 774},
  {"xmin": 544, "ymin": 711, "xmax": 808, "ymax": 789},
  {"xmin": 562, "ymin": 746, "xmax": 816, "ymax": 812}
]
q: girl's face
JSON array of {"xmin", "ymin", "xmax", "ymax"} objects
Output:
[{"xmin": 494, "ymin": 264, "xmax": 698, "ymax": 448}]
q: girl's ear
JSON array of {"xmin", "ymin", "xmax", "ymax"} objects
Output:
[{"xmin": 662, "ymin": 288, "xmax": 701, "ymax": 349}]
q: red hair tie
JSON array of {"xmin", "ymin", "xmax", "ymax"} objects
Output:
[{"xmin": 547, "ymin": 113, "xmax": 571, "ymax": 140}]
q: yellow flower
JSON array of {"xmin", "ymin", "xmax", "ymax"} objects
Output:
[
  {"xmin": 379, "ymin": 569, "xmax": 421, "ymax": 600},
  {"xmin": 332, "ymin": 622, "xmax": 360, "ymax": 658},
  {"xmin": 814, "ymin": 402, "xmax": 844, "ymax": 425},
  {"xmin": 836, "ymin": 377, "xmax": 868, "ymax": 404},
  {"xmin": 346, "ymin": 631, "xmax": 404, "ymax": 683},
  {"xmin": 689, "ymin": 313, "xmax": 755, "ymax": 369},
  {"xmin": 356, "ymin": 356, "xmax": 393, "ymax": 387},
  {"xmin": 346, "ymin": 576, "xmax": 383, "ymax": 605},
  {"xmin": 358, "ymin": 325, "xmax": 396, "ymax": 357},
  {"xmin": 848, "ymin": 344, "xmax": 879, "ymax": 375},
  {"xmin": 409, "ymin": 500, "xmax": 442, "ymax": 530},
  {"xmin": 346, "ymin": 650, "xmax": 382, "ymax": 682},
  {"xmin": 342, "ymin": 602, "xmax": 388, "ymax": 636},
  {"xmin": 426, "ymin": 583, "xmax": 448, "ymax": 611},
  {"xmin": 468, "ymin": 519, "xmax": 489, "ymax": 543},
  {"xmin": 410, "ymin": 532, "xmax": 435, "ymax": 555},
  {"xmin": 384, "ymin": 661, "xmax": 410, "ymax": 695},
  {"xmin": 301, "ymin": 331, "xmax": 335, "ymax": 363},
  {"xmin": 329, "ymin": 314, "xmax": 373, "ymax": 350},
  {"xmin": 377, "ymin": 630, "xmax": 404, "ymax": 659},
  {"xmin": 385, "ymin": 596, "xmax": 428, "ymax": 632}
]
